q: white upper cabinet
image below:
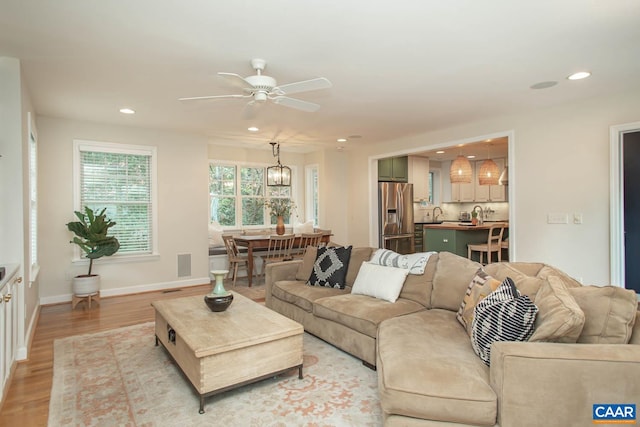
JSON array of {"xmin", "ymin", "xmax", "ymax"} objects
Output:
[{"xmin": 408, "ymin": 156, "xmax": 430, "ymax": 201}]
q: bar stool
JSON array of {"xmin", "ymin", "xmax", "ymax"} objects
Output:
[{"xmin": 467, "ymin": 223, "xmax": 506, "ymax": 265}]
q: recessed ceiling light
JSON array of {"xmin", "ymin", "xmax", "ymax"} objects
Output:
[
  {"xmin": 567, "ymin": 71, "xmax": 591, "ymax": 80},
  {"xmin": 337, "ymin": 138, "xmax": 347, "ymax": 142},
  {"xmin": 467, "ymin": 155, "xmax": 476, "ymax": 159},
  {"xmin": 119, "ymin": 108, "xmax": 135, "ymax": 114},
  {"xmin": 247, "ymin": 126, "xmax": 259, "ymax": 132},
  {"xmin": 436, "ymin": 150, "xmax": 445, "ymax": 154}
]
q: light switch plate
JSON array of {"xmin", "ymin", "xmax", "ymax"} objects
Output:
[
  {"xmin": 547, "ymin": 213, "xmax": 569, "ymax": 224},
  {"xmin": 573, "ymin": 213, "xmax": 583, "ymax": 224}
]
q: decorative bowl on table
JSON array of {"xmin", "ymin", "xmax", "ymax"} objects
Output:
[{"xmin": 204, "ymin": 293, "xmax": 234, "ymax": 312}]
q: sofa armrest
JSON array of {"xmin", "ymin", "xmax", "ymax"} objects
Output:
[
  {"xmin": 490, "ymin": 341, "xmax": 640, "ymax": 427},
  {"xmin": 264, "ymin": 260, "xmax": 302, "ymax": 308}
]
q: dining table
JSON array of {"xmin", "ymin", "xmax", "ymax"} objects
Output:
[{"xmin": 233, "ymin": 233, "xmax": 331, "ymax": 287}]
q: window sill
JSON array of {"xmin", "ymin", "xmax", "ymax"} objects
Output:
[{"xmin": 71, "ymin": 253, "xmax": 161, "ymax": 266}]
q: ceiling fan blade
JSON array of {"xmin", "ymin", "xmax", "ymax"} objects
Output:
[
  {"xmin": 218, "ymin": 72, "xmax": 254, "ymax": 90},
  {"xmin": 271, "ymin": 96, "xmax": 321, "ymax": 112},
  {"xmin": 178, "ymin": 94, "xmax": 249, "ymax": 101},
  {"xmin": 273, "ymin": 77, "xmax": 332, "ymax": 96}
]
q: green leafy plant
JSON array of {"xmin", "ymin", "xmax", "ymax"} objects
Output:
[
  {"xmin": 264, "ymin": 198, "xmax": 296, "ymax": 217},
  {"xmin": 66, "ymin": 207, "xmax": 120, "ymax": 276}
]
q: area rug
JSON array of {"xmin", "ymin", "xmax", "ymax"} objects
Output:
[{"xmin": 49, "ymin": 322, "xmax": 382, "ymax": 426}]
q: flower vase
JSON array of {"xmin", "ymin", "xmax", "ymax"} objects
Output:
[
  {"xmin": 276, "ymin": 215, "xmax": 285, "ymax": 235},
  {"xmin": 205, "ymin": 270, "xmax": 233, "ymax": 312}
]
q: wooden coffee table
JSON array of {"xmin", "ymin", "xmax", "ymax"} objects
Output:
[{"xmin": 151, "ymin": 292, "xmax": 304, "ymax": 413}]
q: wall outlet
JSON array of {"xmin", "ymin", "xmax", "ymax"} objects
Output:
[{"xmin": 547, "ymin": 213, "xmax": 569, "ymax": 224}]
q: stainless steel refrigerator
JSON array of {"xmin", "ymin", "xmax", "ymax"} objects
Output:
[{"xmin": 378, "ymin": 182, "xmax": 415, "ymax": 254}]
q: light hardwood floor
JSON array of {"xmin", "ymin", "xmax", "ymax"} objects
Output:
[{"xmin": 0, "ymin": 281, "xmax": 264, "ymax": 427}]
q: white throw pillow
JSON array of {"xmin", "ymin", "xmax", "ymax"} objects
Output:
[
  {"xmin": 208, "ymin": 221, "xmax": 224, "ymax": 247},
  {"xmin": 369, "ymin": 248, "xmax": 435, "ymax": 275},
  {"xmin": 293, "ymin": 220, "xmax": 314, "ymax": 234},
  {"xmin": 351, "ymin": 262, "xmax": 409, "ymax": 303}
]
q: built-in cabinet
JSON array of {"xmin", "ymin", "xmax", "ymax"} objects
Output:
[
  {"xmin": 408, "ymin": 156, "xmax": 430, "ymax": 201},
  {"xmin": 378, "ymin": 156, "xmax": 408, "ymax": 182},
  {"xmin": 0, "ymin": 265, "xmax": 20, "ymax": 402},
  {"xmin": 447, "ymin": 158, "xmax": 507, "ymax": 202}
]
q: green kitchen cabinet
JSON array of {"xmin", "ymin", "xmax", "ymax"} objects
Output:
[
  {"xmin": 424, "ymin": 228, "xmax": 488, "ymax": 257},
  {"xmin": 378, "ymin": 156, "xmax": 408, "ymax": 182}
]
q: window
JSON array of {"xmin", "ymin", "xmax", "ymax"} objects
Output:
[
  {"xmin": 74, "ymin": 140, "xmax": 157, "ymax": 256},
  {"xmin": 305, "ymin": 165, "xmax": 319, "ymax": 226},
  {"xmin": 28, "ymin": 113, "xmax": 38, "ymax": 271},
  {"xmin": 210, "ymin": 161, "xmax": 294, "ymax": 227}
]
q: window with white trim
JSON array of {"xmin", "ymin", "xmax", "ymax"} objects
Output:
[
  {"xmin": 210, "ymin": 162, "xmax": 294, "ymax": 227},
  {"xmin": 28, "ymin": 113, "xmax": 38, "ymax": 270},
  {"xmin": 74, "ymin": 140, "xmax": 157, "ymax": 255}
]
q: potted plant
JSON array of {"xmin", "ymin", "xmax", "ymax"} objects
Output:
[
  {"xmin": 66, "ymin": 207, "xmax": 120, "ymax": 295},
  {"xmin": 264, "ymin": 198, "xmax": 296, "ymax": 235},
  {"xmin": 471, "ymin": 210, "xmax": 478, "ymax": 226}
]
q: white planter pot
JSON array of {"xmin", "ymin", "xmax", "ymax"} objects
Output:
[{"xmin": 73, "ymin": 275, "xmax": 100, "ymax": 296}]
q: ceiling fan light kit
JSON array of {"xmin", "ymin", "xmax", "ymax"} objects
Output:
[{"xmin": 179, "ymin": 58, "xmax": 331, "ymax": 114}]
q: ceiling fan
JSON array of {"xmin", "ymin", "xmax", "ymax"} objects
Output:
[{"xmin": 179, "ymin": 58, "xmax": 332, "ymax": 116}]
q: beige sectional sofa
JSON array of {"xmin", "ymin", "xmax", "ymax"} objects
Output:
[{"xmin": 265, "ymin": 248, "xmax": 640, "ymax": 426}]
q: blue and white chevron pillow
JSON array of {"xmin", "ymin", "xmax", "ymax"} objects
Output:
[
  {"xmin": 369, "ymin": 249, "xmax": 436, "ymax": 275},
  {"xmin": 471, "ymin": 277, "xmax": 538, "ymax": 365}
]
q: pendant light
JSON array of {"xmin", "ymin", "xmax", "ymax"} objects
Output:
[
  {"xmin": 267, "ymin": 142, "xmax": 291, "ymax": 186},
  {"xmin": 477, "ymin": 145, "xmax": 500, "ymax": 186},
  {"xmin": 450, "ymin": 155, "xmax": 472, "ymax": 183}
]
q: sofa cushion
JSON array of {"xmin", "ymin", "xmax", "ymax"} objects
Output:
[
  {"xmin": 471, "ymin": 278, "xmax": 538, "ymax": 365},
  {"xmin": 369, "ymin": 248, "xmax": 435, "ymax": 275},
  {"xmin": 313, "ymin": 294, "xmax": 424, "ymax": 338},
  {"xmin": 457, "ymin": 268, "xmax": 502, "ymax": 336},
  {"xmin": 272, "ymin": 280, "xmax": 349, "ymax": 312},
  {"xmin": 377, "ymin": 310, "xmax": 497, "ymax": 425},
  {"xmin": 536, "ymin": 264, "xmax": 583, "ymax": 289},
  {"xmin": 431, "ymin": 252, "xmax": 481, "ymax": 311},
  {"xmin": 483, "ymin": 262, "xmax": 545, "ymax": 301},
  {"xmin": 351, "ymin": 262, "xmax": 409, "ymax": 302},
  {"xmin": 398, "ymin": 252, "xmax": 438, "ymax": 308},
  {"xmin": 529, "ymin": 276, "xmax": 585, "ymax": 343},
  {"xmin": 568, "ymin": 285, "xmax": 637, "ymax": 343},
  {"xmin": 307, "ymin": 245, "xmax": 352, "ymax": 289}
]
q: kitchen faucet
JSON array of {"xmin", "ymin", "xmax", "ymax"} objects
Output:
[
  {"xmin": 472, "ymin": 205, "xmax": 484, "ymax": 224},
  {"xmin": 432, "ymin": 206, "xmax": 443, "ymax": 222}
]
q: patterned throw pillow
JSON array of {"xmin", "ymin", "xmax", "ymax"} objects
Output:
[
  {"xmin": 369, "ymin": 248, "xmax": 435, "ymax": 275},
  {"xmin": 457, "ymin": 268, "xmax": 502, "ymax": 336},
  {"xmin": 306, "ymin": 246, "xmax": 353, "ymax": 289},
  {"xmin": 471, "ymin": 277, "xmax": 539, "ymax": 366}
]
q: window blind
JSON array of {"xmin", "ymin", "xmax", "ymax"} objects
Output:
[{"xmin": 79, "ymin": 150, "xmax": 152, "ymax": 254}]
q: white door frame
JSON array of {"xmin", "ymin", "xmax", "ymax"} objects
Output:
[{"xmin": 609, "ymin": 121, "xmax": 640, "ymax": 287}]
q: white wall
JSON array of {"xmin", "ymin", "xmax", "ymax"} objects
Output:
[
  {"xmin": 345, "ymin": 88, "xmax": 640, "ymax": 285},
  {"xmin": 38, "ymin": 117, "xmax": 210, "ymax": 302}
]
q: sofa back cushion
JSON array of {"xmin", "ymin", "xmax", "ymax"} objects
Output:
[
  {"xmin": 483, "ymin": 263, "xmax": 546, "ymax": 301},
  {"xmin": 398, "ymin": 252, "xmax": 439, "ymax": 308},
  {"xmin": 568, "ymin": 285, "xmax": 638, "ymax": 344},
  {"xmin": 295, "ymin": 246, "xmax": 374, "ymax": 288},
  {"xmin": 431, "ymin": 252, "xmax": 481, "ymax": 311},
  {"xmin": 529, "ymin": 276, "xmax": 585, "ymax": 343}
]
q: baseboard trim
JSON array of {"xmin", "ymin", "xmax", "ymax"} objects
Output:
[{"xmin": 40, "ymin": 277, "xmax": 211, "ymax": 305}]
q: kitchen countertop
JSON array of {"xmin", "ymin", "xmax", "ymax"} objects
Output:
[{"xmin": 422, "ymin": 221, "xmax": 508, "ymax": 231}]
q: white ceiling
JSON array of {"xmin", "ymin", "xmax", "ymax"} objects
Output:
[{"xmin": 2, "ymin": 1, "xmax": 639, "ymax": 153}]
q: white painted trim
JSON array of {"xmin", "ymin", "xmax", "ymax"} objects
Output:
[
  {"xmin": 368, "ymin": 130, "xmax": 516, "ymax": 259},
  {"xmin": 16, "ymin": 301, "xmax": 40, "ymax": 361},
  {"xmin": 609, "ymin": 121, "xmax": 640, "ymax": 288},
  {"xmin": 39, "ymin": 277, "xmax": 210, "ymax": 305}
]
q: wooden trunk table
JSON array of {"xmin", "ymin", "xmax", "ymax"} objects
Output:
[{"xmin": 151, "ymin": 292, "xmax": 304, "ymax": 413}]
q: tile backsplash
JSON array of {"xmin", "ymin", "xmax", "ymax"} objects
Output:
[{"xmin": 414, "ymin": 202, "xmax": 509, "ymax": 222}]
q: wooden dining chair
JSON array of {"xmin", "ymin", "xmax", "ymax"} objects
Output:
[
  {"xmin": 259, "ymin": 234, "xmax": 296, "ymax": 281},
  {"xmin": 467, "ymin": 223, "xmax": 506, "ymax": 265},
  {"xmin": 223, "ymin": 235, "xmax": 249, "ymax": 287},
  {"xmin": 292, "ymin": 232, "xmax": 324, "ymax": 259}
]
